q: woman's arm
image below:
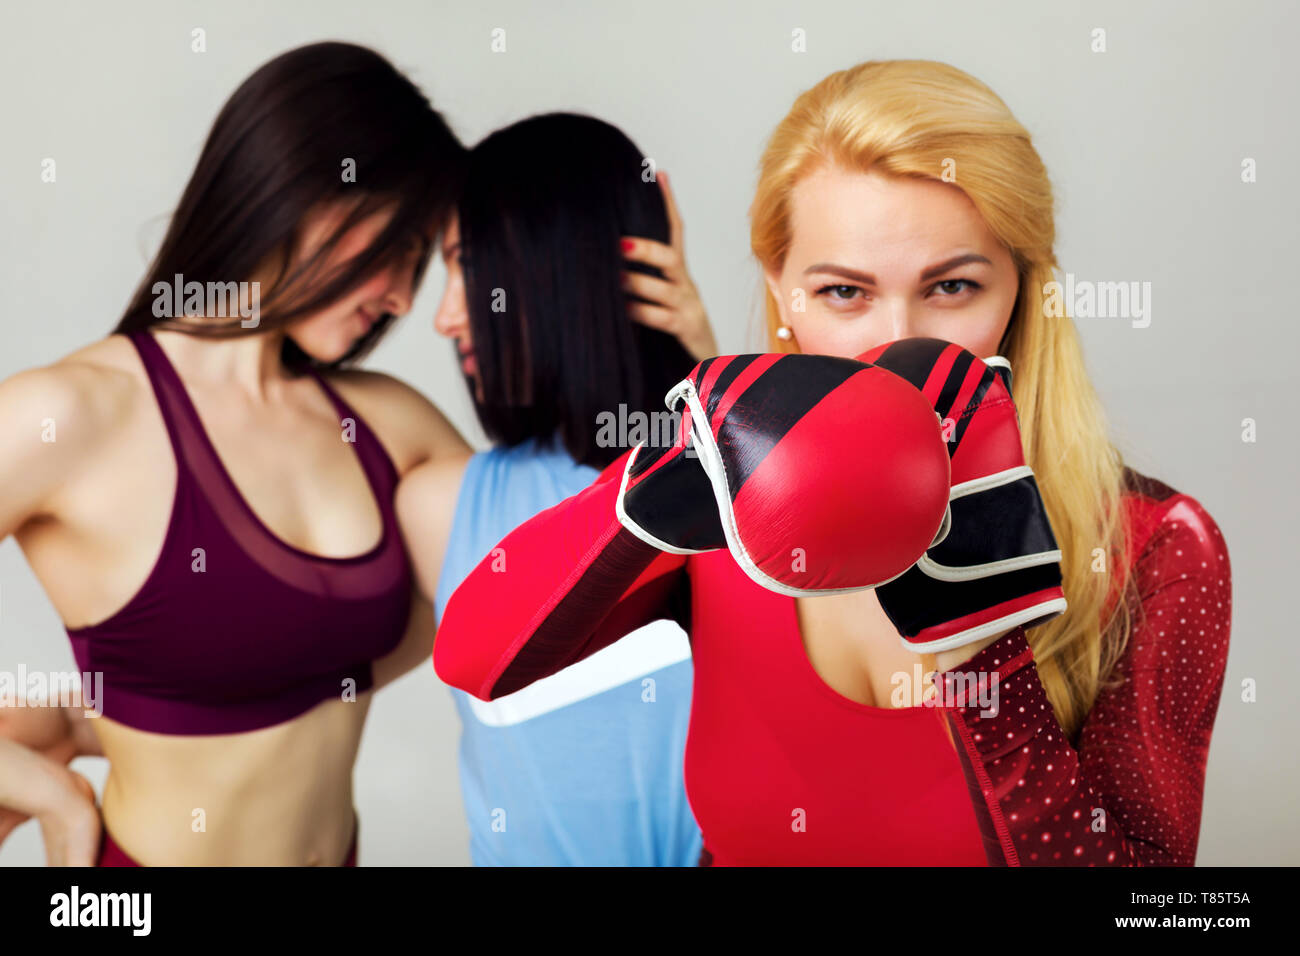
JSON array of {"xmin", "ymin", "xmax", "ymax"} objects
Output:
[
  {"xmin": 934, "ymin": 495, "xmax": 1230, "ymax": 866},
  {"xmin": 0, "ymin": 703, "xmax": 103, "ymax": 865},
  {"xmin": 0, "ymin": 364, "xmax": 111, "ymax": 864},
  {"xmin": 371, "ymin": 453, "xmax": 471, "ymax": 690},
  {"xmin": 0, "ymin": 364, "xmax": 100, "ymax": 538},
  {"xmin": 0, "ymin": 704, "xmax": 102, "ymax": 763},
  {"xmin": 324, "ymin": 371, "xmax": 471, "ymax": 690},
  {"xmin": 0, "ymin": 738, "xmax": 100, "ymax": 865},
  {"xmin": 434, "ymin": 450, "xmax": 689, "ymax": 700}
]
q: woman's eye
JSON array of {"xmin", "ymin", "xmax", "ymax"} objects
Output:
[
  {"xmin": 932, "ymin": 278, "xmax": 980, "ymax": 296},
  {"xmin": 815, "ymin": 284, "xmax": 862, "ymax": 302}
]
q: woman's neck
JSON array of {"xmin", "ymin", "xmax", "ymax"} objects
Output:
[{"xmin": 148, "ymin": 326, "xmax": 291, "ymax": 403}]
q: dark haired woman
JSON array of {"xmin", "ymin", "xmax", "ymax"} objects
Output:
[
  {"xmin": 397, "ymin": 114, "xmax": 712, "ymax": 865},
  {"xmin": 0, "ymin": 42, "xmax": 469, "ymax": 866}
]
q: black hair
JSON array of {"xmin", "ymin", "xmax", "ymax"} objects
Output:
[
  {"xmin": 115, "ymin": 41, "xmax": 466, "ymax": 370},
  {"xmin": 457, "ymin": 112, "xmax": 697, "ymax": 469}
]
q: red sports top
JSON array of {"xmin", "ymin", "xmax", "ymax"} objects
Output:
[{"xmin": 434, "ymin": 461, "xmax": 1230, "ymax": 866}]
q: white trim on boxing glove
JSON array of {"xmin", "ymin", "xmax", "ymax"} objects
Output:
[
  {"xmin": 916, "ymin": 465, "xmax": 1064, "ymax": 582},
  {"xmin": 614, "ymin": 442, "xmax": 710, "ymax": 556},
  {"xmin": 930, "ymin": 501, "xmax": 952, "ymax": 549},
  {"xmin": 898, "ymin": 595, "xmax": 1070, "ymax": 653}
]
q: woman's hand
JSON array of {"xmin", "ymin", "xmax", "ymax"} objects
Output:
[
  {"xmin": 0, "ymin": 702, "xmax": 102, "ymax": 763},
  {"xmin": 1, "ymin": 702, "xmax": 104, "ymax": 864},
  {"xmin": 856, "ymin": 338, "xmax": 1068, "ymax": 663},
  {"xmin": 620, "ymin": 171, "xmax": 718, "ymax": 361},
  {"xmin": 0, "ymin": 736, "xmax": 101, "ymax": 865},
  {"xmin": 35, "ymin": 763, "xmax": 100, "ymax": 867}
]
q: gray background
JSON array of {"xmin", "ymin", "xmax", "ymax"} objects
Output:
[{"xmin": 1, "ymin": 0, "xmax": 1295, "ymax": 865}]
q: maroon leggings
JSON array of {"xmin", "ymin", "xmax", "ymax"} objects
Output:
[{"xmin": 96, "ymin": 813, "xmax": 359, "ymax": 866}]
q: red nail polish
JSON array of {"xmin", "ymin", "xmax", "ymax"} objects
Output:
[{"xmin": 621, "ymin": 239, "xmax": 635, "ymax": 252}]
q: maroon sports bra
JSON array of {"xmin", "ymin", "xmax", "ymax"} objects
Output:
[{"xmin": 65, "ymin": 330, "xmax": 412, "ymax": 735}]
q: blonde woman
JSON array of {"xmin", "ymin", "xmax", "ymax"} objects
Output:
[{"xmin": 430, "ymin": 60, "xmax": 1231, "ymax": 865}]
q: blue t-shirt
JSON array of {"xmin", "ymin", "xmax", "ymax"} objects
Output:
[{"xmin": 434, "ymin": 438, "xmax": 701, "ymax": 866}]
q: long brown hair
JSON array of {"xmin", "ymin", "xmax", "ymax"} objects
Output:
[{"xmin": 115, "ymin": 41, "xmax": 466, "ymax": 369}]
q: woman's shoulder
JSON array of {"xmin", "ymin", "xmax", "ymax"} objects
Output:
[
  {"xmin": 318, "ymin": 367, "xmax": 471, "ymax": 475},
  {"xmin": 1, "ymin": 335, "xmax": 143, "ymax": 439},
  {"xmin": 487, "ymin": 437, "xmax": 596, "ymax": 474},
  {"xmin": 461, "ymin": 440, "xmax": 601, "ymax": 516},
  {"xmin": 1116, "ymin": 467, "xmax": 1231, "ymax": 674},
  {"xmin": 0, "ymin": 336, "xmax": 153, "ymax": 525},
  {"xmin": 1120, "ymin": 466, "xmax": 1228, "ymax": 570}
]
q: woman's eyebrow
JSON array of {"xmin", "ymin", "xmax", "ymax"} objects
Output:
[
  {"xmin": 918, "ymin": 253, "xmax": 991, "ymax": 280},
  {"xmin": 803, "ymin": 253, "xmax": 992, "ymax": 284}
]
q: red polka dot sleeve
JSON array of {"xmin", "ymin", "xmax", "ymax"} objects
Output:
[{"xmin": 934, "ymin": 485, "xmax": 1231, "ymax": 866}]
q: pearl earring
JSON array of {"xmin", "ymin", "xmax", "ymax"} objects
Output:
[{"xmin": 776, "ymin": 325, "xmax": 793, "ymax": 341}]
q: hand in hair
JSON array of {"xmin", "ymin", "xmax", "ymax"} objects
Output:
[{"xmin": 620, "ymin": 171, "xmax": 717, "ymax": 361}]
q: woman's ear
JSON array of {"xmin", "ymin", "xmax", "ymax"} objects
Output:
[{"xmin": 763, "ymin": 269, "xmax": 787, "ymax": 323}]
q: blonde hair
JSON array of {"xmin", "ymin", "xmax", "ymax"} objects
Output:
[{"xmin": 750, "ymin": 60, "xmax": 1134, "ymax": 739}]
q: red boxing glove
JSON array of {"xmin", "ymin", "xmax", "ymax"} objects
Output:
[
  {"xmin": 859, "ymin": 338, "xmax": 1068, "ymax": 651},
  {"xmin": 615, "ymin": 377, "xmax": 727, "ymax": 555},
  {"xmin": 640, "ymin": 352, "xmax": 951, "ymax": 595}
]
